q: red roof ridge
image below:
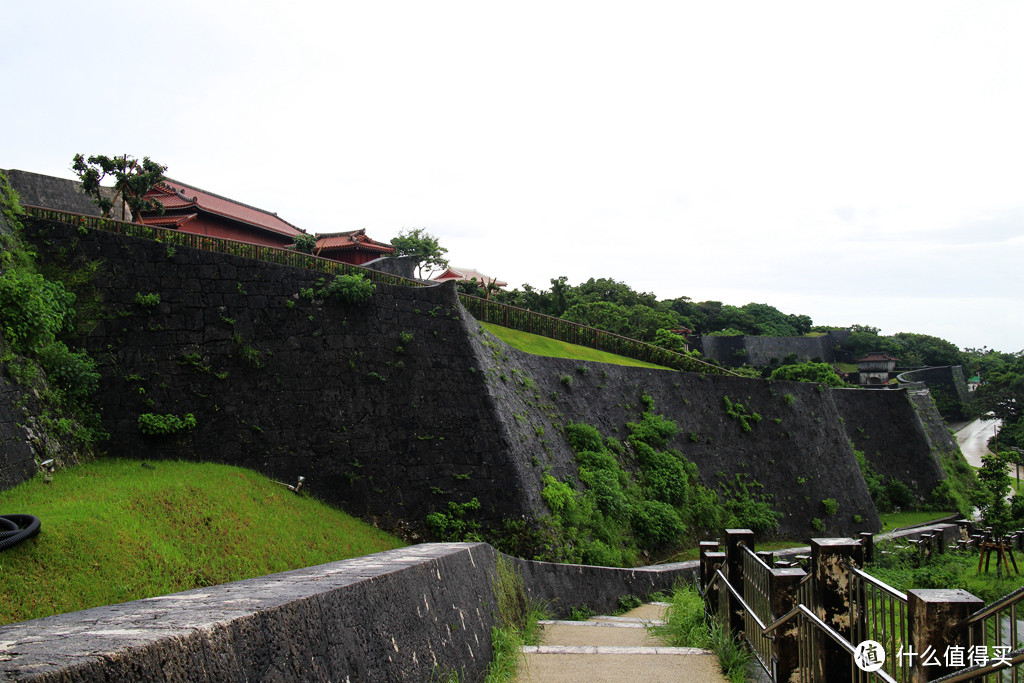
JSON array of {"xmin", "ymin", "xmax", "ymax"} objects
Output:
[{"xmin": 158, "ymin": 178, "xmax": 307, "ymax": 235}]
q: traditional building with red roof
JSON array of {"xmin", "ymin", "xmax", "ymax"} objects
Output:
[
  {"xmin": 433, "ymin": 267, "xmax": 507, "ymax": 289},
  {"xmin": 313, "ymin": 229, "xmax": 395, "ymax": 266},
  {"xmin": 140, "ymin": 179, "xmax": 307, "ymax": 248}
]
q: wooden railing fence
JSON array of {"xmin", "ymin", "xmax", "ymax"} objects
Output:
[{"xmin": 701, "ymin": 526, "xmax": 1024, "ymax": 683}]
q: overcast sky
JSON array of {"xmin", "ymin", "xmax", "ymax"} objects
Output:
[{"xmin": 4, "ymin": 2, "xmax": 1023, "ymax": 352}]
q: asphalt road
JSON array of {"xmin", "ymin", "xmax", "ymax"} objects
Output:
[{"xmin": 956, "ymin": 417, "xmax": 1001, "ymax": 467}]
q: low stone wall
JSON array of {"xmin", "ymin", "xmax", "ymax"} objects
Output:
[{"xmin": 0, "ymin": 543, "xmax": 696, "ymax": 682}]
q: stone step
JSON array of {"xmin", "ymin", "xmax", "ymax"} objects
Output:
[
  {"xmin": 515, "ymin": 602, "xmax": 728, "ymax": 682},
  {"xmin": 535, "ymin": 621, "xmax": 663, "ymax": 647},
  {"xmin": 516, "ymin": 649, "xmax": 725, "ymax": 683}
]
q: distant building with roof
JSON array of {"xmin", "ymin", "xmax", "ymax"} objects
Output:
[
  {"xmin": 140, "ymin": 179, "xmax": 307, "ymax": 248},
  {"xmin": 313, "ymin": 229, "xmax": 395, "ymax": 266},
  {"xmin": 433, "ymin": 267, "xmax": 507, "ymax": 289},
  {"xmin": 856, "ymin": 352, "xmax": 900, "ymax": 385}
]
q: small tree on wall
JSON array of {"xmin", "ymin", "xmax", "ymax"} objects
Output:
[
  {"xmin": 71, "ymin": 154, "xmax": 167, "ymax": 220},
  {"xmin": 389, "ymin": 228, "xmax": 449, "ymax": 280}
]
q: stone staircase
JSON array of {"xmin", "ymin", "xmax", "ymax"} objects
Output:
[{"xmin": 515, "ymin": 602, "xmax": 729, "ymax": 682}]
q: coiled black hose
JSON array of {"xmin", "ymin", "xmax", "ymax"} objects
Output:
[{"xmin": 0, "ymin": 514, "xmax": 41, "ymax": 551}]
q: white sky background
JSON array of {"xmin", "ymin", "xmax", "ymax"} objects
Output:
[{"xmin": 3, "ymin": 1, "xmax": 1023, "ymax": 352}]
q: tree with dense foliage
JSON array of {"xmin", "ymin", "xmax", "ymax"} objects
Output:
[
  {"xmin": 974, "ymin": 353, "xmax": 1024, "ymax": 449},
  {"xmin": 770, "ymin": 361, "xmax": 847, "ymax": 387},
  {"xmin": 978, "ymin": 452, "xmax": 1014, "ymax": 535},
  {"xmin": 289, "ymin": 233, "xmax": 317, "ymax": 254},
  {"xmin": 389, "ymin": 228, "xmax": 449, "ymax": 279},
  {"xmin": 840, "ymin": 331, "xmax": 964, "ymax": 367},
  {"xmin": 653, "ymin": 328, "xmax": 688, "ymax": 354},
  {"xmin": 71, "ymin": 154, "xmax": 167, "ymax": 219}
]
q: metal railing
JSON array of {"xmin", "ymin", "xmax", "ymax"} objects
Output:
[
  {"xmin": 850, "ymin": 565, "xmax": 910, "ymax": 683},
  {"xmin": 956, "ymin": 586, "xmax": 1024, "ymax": 683},
  {"xmin": 764, "ymin": 603, "xmax": 900, "ymax": 683},
  {"xmin": 24, "ymin": 205, "xmax": 736, "ymax": 376},
  {"xmin": 742, "ymin": 546, "xmax": 776, "ymax": 674}
]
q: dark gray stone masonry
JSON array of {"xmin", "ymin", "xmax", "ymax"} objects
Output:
[{"xmin": 10, "ymin": 218, "xmax": 964, "ymax": 540}]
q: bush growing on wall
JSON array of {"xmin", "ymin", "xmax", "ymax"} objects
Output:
[
  {"xmin": 322, "ymin": 273, "xmax": 375, "ymax": 305},
  {"xmin": 0, "ymin": 171, "xmax": 105, "ymax": 458},
  {"xmin": 532, "ymin": 396, "xmax": 780, "ymax": 566}
]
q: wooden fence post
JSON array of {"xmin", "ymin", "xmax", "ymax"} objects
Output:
[
  {"xmin": 725, "ymin": 529, "xmax": 755, "ymax": 635},
  {"xmin": 770, "ymin": 567, "xmax": 806, "ymax": 683},
  {"xmin": 907, "ymin": 589, "xmax": 983, "ymax": 683},
  {"xmin": 811, "ymin": 537, "xmax": 864, "ymax": 683}
]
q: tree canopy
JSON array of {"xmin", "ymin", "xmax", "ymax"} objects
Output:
[
  {"xmin": 71, "ymin": 154, "xmax": 167, "ymax": 219},
  {"xmin": 973, "ymin": 353, "xmax": 1024, "ymax": 449},
  {"xmin": 389, "ymin": 228, "xmax": 449, "ymax": 279},
  {"xmin": 769, "ymin": 362, "xmax": 848, "ymax": 387}
]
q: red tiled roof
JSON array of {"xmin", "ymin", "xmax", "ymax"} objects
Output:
[
  {"xmin": 144, "ymin": 179, "xmax": 305, "ymax": 238},
  {"xmin": 857, "ymin": 352, "xmax": 899, "ymax": 362},
  {"xmin": 314, "ymin": 229, "xmax": 394, "ymax": 254},
  {"xmin": 433, "ymin": 267, "xmax": 507, "ymax": 288},
  {"xmin": 141, "ymin": 212, "xmax": 198, "ymax": 228}
]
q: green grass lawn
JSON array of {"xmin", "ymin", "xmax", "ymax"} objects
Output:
[
  {"xmin": 0, "ymin": 459, "xmax": 405, "ymax": 625},
  {"xmin": 878, "ymin": 510, "xmax": 957, "ymax": 532},
  {"xmin": 480, "ymin": 322, "xmax": 671, "ymax": 369}
]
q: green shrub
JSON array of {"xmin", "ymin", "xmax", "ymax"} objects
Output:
[
  {"xmin": 0, "ymin": 268, "xmax": 75, "ymax": 351},
  {"xmin": 425, "ymin": 498, "xmax": 482, "ymax": 541},
  {"xmin": 630, "ymin": 499, "xmax": 684, "ymax": 551},
  {"xmin": 37, "ymin": 341, "xmax": 100, "ymax": 403},
  {"xmin": 822, "ymin": 497, "xmax": 839, "ymax": 516},
  {"xmin": 885, "ymin": 478, "xmax": 914, "ymax": 510},
  {"xmin": 541, "ymin": 475, "xmax": 576, "ymax": 514},
  {"xmin": 134, "ymin": 292, "xmax": 160, "ymax": 309},
  {"xmin": 566, "ymin": 422, "xmax": 604, "ymax": 453},
  {"xmin": 719, "ymin": 473, "xmax": 780, "ymax": 533},
  {"xmin": 322, "ymin": 273, "xmax": 375, "ymax": 305},
  {"xmin": 137, "ymin": 412, "xmax": 196, "ymax": 436}
]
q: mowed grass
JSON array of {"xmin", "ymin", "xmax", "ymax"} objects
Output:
[
  {"xmin": 0, "ymin": 459, "xmax": 405, "ymax": 625},
  {"xmin": 878, "ymin": 510, "xmax": 957, "ymax": 532},
  {"xmin": 480, "ymin": 322, "xmax": 670, "ymax": 369}
]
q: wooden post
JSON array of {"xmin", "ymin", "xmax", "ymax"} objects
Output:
[
  {"xmin": 725, "ymin": 529, "xmax": 755, "ymax": 635},
  {"xmin": 770, "ymin": 567, "xmax": 806, "ymax": 683},
  {"xmin": 811, "ymin": 538, "xmax": 864, "ymax": 683},
  {"xmin": 703, "ymin": 551, "xmax": 726, "ymax": 621},
  {"xmin": 907, "ymin": 589, "xmax": 984, "ymax": 682},
  {"xmin": 699, "ymin": 541, "xmax": 720, "ymax": 590},
  {"xmin": 859, "ymin": 532, "xmax": 874, "ymax": 564}
]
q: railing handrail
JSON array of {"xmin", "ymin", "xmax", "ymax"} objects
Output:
[
  {"xmin": 848, "ymin": 564, "xmax": 909, "ymax": 604},
  {"xmin": 764, "ymin": 604, "xmax": 901, "ymax": 683},
  {"xmin": 711, "ymin": 568, "xmax": 769, "ymax": 633},
  {"xmin": 742, "ymin": 543, "xmax": 774, "ymax": 573},
  {"xmin": 956, "ymin": 584, "xmax": 1024, "ymax": 630}
]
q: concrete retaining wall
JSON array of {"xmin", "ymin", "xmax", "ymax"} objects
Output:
[{"xmin": 0, "ymin": 543, "xmax": 696, "ymax": 682}]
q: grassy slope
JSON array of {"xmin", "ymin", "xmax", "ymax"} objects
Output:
[
  {"xmin": 0, "ymin": 459, "xmax": 405, "ymax": 625},
  {"xmin": 480, "ymin": 322, "xmax": 670, "ymax": 369}
]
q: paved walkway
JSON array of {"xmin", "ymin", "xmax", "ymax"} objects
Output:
[{"xmin": 515, "ymin": 603, "xmax": 728, "ymax": 683}]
